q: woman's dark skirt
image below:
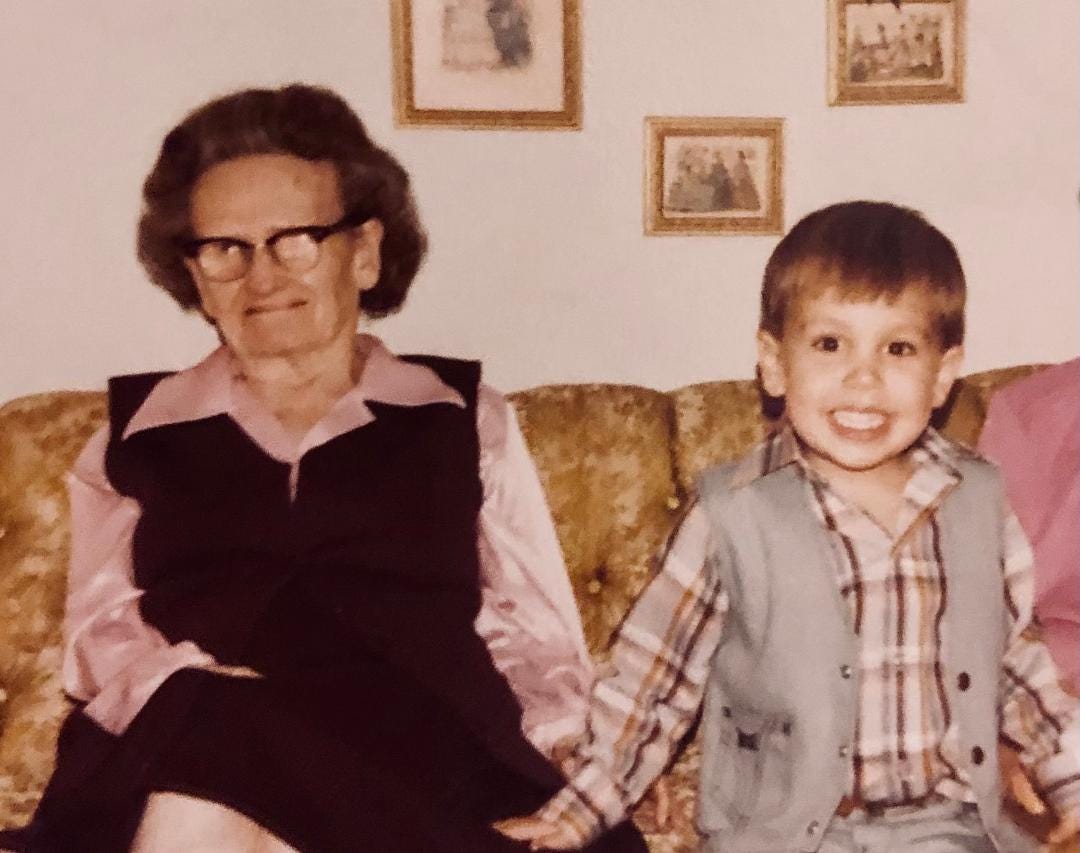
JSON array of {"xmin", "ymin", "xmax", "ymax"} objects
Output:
[{"xmin": 2, "ymin": 658, "xmax": 646, "ymax": 853}]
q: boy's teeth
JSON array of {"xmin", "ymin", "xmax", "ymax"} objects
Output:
[{"xmin": 833, "ymin": 410, "xmax": 885, "ymax": 429}]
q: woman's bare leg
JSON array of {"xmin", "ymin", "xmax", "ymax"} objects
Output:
[{"xmin": 130, "ymin": 791, "xmax": 297, "ymax": 853}]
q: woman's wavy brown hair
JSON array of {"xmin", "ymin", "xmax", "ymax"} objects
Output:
[{"xmin": 137, "ymin": 84, "xmax": 427, "ymax": 318}]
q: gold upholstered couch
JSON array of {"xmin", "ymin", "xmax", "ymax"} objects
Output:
[{"xmin": 0, "ymin": 365, "xmax": 1038, "ymax": 851}]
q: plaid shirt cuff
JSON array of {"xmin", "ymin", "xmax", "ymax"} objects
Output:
[{"xmin": 536, "ymin": 762, "xmax": 629, "ymax": 846}]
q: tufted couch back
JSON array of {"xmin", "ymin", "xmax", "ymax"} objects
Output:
[{"xmin": 0, "ymin": 366, "xmax": 1037, "ymax": 847}]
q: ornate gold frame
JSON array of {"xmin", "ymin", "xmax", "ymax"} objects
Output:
[
  {"xmin": 391, "ymin": 0, "xmax": 582, "ymax": 130},
  {"xmin": 644, "ymin": 116, "xmax": 784, "ymax": 237},
  {"xmin": 828, "ymin": 0, "xmax": 965, "ymax": 106}
]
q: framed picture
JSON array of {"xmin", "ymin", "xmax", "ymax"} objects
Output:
[
  {"xmin": 828, "ymin": 0, "xmax": 965, "ymax": 106},
  {"xmin": 392, "ymin": 0, "xmax": 582, "ymax": 130},
  {"xmin": 644, "ymin": 117, "xmax": 784, "ymax": 236}
]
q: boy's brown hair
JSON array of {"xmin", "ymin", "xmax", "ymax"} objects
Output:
[{"xmin": 760, "ymin": 201, "xmax": 966, "ymax": 349}]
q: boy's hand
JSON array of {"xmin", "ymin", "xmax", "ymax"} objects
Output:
[
  {"xmin": 1000, "ymin": 742, "xmax": 1080, "ymax": 849},
  {"xmin": 632, "ymin": 775, "xmax": 671, "ymax": 833},
  {"xmin": 1002, "ymin": 744, "xmax": 1044, "ymax": 816},
  {"xmin": 1042, "ymin": 812, "xmax": 1078, "ymax": 851},
  {"xmin": 492, "ymin": 815, "xmax": 581, "ymax": 850}
]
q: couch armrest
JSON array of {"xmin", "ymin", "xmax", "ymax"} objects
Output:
[
  {"xmin": 0, "ymin": 392, "xmax": 106, "ymax": 829},
  {"xmin": 0, "ymin": 647, "xmax": 69, "ymax": 828}
]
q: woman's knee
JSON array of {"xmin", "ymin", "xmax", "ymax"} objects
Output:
[{"xmin": 130, "ymin": 792, "xmax": 263, "ymax": 853}]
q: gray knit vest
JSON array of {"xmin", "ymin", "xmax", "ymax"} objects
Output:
[{"xmin": 694, "ymin": 455, "xmax": 1009, "ymax": 852}]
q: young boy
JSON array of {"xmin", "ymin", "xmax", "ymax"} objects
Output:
[{"xmin": 497, "ymin": 201, "xmax": 1080, "ymax": 852}]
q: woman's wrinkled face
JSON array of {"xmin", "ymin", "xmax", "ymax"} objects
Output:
[{"xmin": 184, "ymin": 154, "xmax": 383, "ymax": 361}]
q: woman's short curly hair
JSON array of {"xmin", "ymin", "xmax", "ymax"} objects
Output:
[{"xmin": 137, "ymin": 84, "xmax": 427, "ymax": 319}]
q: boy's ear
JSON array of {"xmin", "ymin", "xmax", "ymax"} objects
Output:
[
  {"xmin": 757, "ymin": 330, "xmax": 786, "ymax": 398},
  {"xmin": 352, "ymin": 218, "xmax": 384, "ymax": 292},
  {"xmin": 932, "ymin": 345, "xmax": 964, "ymax": 408}
]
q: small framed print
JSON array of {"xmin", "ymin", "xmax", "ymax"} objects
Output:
[
  {"xmin": 644, "ymin": 116, "xmax": 784, "ymax": 236},
  {"xmin": 828, "ymin": 0, "xmax": 965, "ymax": 106},
  {"xmin": 392, "ymin": 0, "xmax": 582, "ymax": 130}
]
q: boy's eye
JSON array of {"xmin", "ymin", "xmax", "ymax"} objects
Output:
[
  {"xmin": 887, "ymin": 340, "xmax": 916, "ymax": 357},
  {"xmin": 812, "ymin": 336, "xmax": 840, "ymax": 353}
]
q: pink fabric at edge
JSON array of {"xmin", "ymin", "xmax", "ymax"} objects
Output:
[{"xmin": 979, "ymin": 358, "xmax": 1080, "ymax": 688}]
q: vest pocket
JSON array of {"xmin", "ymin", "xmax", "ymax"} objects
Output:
[{"xmin": 698, "ymin": 705, "xmax": 795, "ymax": 831}]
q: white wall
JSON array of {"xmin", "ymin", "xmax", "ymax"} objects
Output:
[{"xmin": 2, "ymin": 1, "xmax": 1077, "ymax": 402}]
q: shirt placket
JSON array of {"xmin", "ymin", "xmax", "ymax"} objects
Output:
[{"xmin": 808, "ymin": 461, "xmax": 957, "ymax": 806}]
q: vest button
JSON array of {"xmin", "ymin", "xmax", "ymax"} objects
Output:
[
  {"xmin": 722, "ymin": 705, "xmax": 732, "ymax": 718},
  {"xmin": 840, "ymin": 664, "xmax": 853, "ymax": 679},
  {"xmin": 957, "ymin": 672, "xmax": 971, "ymax": 691},
  {"xmin": 971, "ymin": 746, "xmax": 985, "ymax": 765},
  {"xmin": 807, "ymin": 820, "xmax": 820, "ymax": 836},
  {"xmin": 838, "ymin": 744, "xmax": 849, "ymax": 758}
]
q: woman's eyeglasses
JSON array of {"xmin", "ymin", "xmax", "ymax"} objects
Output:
[{"xmin": 179, "ymin": 210, "xmax": 368, "ymax": 283}]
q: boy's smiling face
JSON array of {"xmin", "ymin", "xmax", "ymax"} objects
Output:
[{"xmin": 757, "ymin": 283, "xmax": 963, "ymax": 486}]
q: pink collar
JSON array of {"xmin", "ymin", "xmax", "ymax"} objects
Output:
[{"xmin": 122, "ymin": 334, "xmax": 465, "ymax": 463}]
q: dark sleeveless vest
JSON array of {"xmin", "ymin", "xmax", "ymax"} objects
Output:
[{"xmin": 103, "ymin": 356, "xmax": 554, "ymax": 787}]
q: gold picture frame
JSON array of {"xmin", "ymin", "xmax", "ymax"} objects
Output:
[
  {"xmin": 828, "ymin": 0, "xmax": 965, "ymax": 106},
  {"xmin": 644, "ymin": 117, "xmax": 784, "ymax": 237},
  {"xmin": 392, "ymin": 0, "xmax": 582, "ymax": 130}
]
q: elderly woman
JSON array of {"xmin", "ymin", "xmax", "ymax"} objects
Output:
[{"xmin": 2, "ymin": 85, "xmax": 646, "ymax": 853}]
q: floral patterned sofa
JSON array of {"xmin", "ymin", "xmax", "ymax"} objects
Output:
[{"xmin": 0, "ymin": 365, "xmax": 1037, "ymax": 851}]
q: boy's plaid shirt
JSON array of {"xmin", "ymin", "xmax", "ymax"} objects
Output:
[{"xmin": 540, "ymin": 427, "xmax": 1080, "ymax": 843}]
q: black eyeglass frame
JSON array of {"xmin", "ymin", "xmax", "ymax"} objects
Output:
[{"xmin": 177, "ymin": 208, "xmax": 370, "ymax": 279}]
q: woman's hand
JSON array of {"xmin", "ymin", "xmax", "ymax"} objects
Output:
[
  {"xmin": 198, "ymin": 663, "xmax": 263, "ymax": 679},
  {"xmin": 491, "ymin": 739, "xmax": 594, "ymax": 849},
  {"xmin": 999, "ymin": 740, "xmax": 1079, "ymax": 850},
  {"xmin": 1042, "ymin": 814, "xmax": 1078, "ymax": 852},
  {"xmin": 492, "ymin": 815, "xmax": 581, "ymax": 851},
  {"xmin": 538, "ymin": 737, "xmax": 673, "ymax": 839},
  {"xmin": 492, "ymin": 739, "xmax": 587, "ymax": 849}
]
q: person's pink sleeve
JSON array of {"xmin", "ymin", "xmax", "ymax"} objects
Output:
[
  {"xmin": 979, "ymin": 364, "xmax": 1080, "ymax": 688},
  {"xmin": 62, "ymin": 426, "xmax": 214, "ymax": 735},
  {"xmin": 474, "ymin": 386, "xmax": 594, "ymax": 758},
  {"xmin": 977, "ymin": 391, "xmax": 1042, "ymax": 527}
]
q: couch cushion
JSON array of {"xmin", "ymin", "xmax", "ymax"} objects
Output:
[
  {"xmin": 0, "ymin": 391, "xmax": 106, "ymax": 825},
  {"xmin": 668, "ymin": 379, "xmax": 772, "ymax": 496},
  {"xmin": 509, "ymin": 384, "xmax": 695, "ymax": 849},
  {"xmin": 509, "ymin": 384, "xmax": 680, "ymax": 655}
]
